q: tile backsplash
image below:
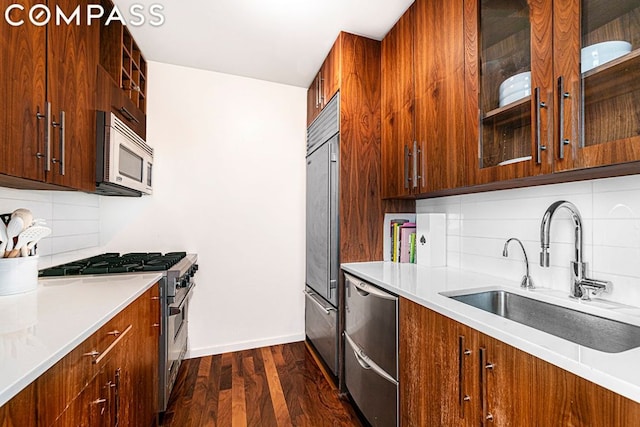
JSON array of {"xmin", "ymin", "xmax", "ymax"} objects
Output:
[
  {"xmin": 417, "ymin": 174, "xmax": 640, "ymax": 306},
  {"xmin": 0, "ymin": 188, "xmax": 102, "ymax": 269}
]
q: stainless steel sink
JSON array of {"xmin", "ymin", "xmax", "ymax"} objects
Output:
[{"xmin": 446, "ymin": 290, "xmax": 640, "ymax": 353}]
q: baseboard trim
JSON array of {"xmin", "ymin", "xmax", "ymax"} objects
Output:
[{"xmin": 186, "ymin": 332, "xmax": 306, "ymax": 359}]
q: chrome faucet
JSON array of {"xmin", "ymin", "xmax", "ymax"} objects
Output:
[
  {"xmin": 503, "ymin": 238, "xmax": 534, "ymax": 289},
  {"xmin": 539, "ymin": 200, "xmax": 612, "ymax": 300}
]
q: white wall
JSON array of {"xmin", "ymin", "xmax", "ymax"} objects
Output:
[
  {"xmin": 417, "ymin": 174, "xmax": 640, "ymax": 306},
  {"xmin": 99, "ymin": 62, "xmax": 307, "ymax": 357}
]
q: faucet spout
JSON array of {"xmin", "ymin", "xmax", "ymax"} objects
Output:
[
  {"xmin": 539, "ymin": 200, "xmax": 583, "ymax": 268},
  {"xmin": 539, "ymin": 200, "xmax": 612, "ymax": 300},
  {"xmin": 503, "ymin": 237, "xmax": 534, "ymax": 289}
]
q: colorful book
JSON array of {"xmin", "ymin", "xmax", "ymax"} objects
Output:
[
  {"xmin": 390, "ymin": 219, "xmax": 409, "ymax": 262},
  {"xmin": 399, "ymin": 223, "xmax": 416, "ymax": 263}
]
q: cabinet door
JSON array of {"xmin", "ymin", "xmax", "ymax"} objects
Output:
[
  {"xmin": 307, "ymin": 73, "xmax": 321, "ymax": 125},
  {"xmin": 321, "ymin": 41, "xmax": 340, "ymax": 106},
  {"xmin": 0, "ymin": 2, "xmax": 46, "ymax": 182},
  {"xmin": 477, "ymin": 332, "xmax": 535, "ymax": 426},
  {"xmin": 400, "ymin": 298, "xmax": 462, "ymax": 426},
  {"xmin": 414, "ymin": 0, "xmax": 468, "ymax": 193},
  {"xmin": 46, "ymin": 0, "xmax": 99, "ymax": 191},
  {"xmin": 554, "ymin": 0, "xmax": 640, "ymax": 171},
  {"xmin": 381, "ymin": 5, "xmax": 415, "ymax": 199},
  {"xmin": 464, "ymin": 0, "xmax": 554, "ymax": 186}
]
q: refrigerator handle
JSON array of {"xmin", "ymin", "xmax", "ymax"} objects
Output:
[
  {"xmin": 345, "ymin": 333, "xmax": 398, "ymax": 385},
  {"xmin": 304, "ymin": 290, "xmax": 336, "ymax": 314}
]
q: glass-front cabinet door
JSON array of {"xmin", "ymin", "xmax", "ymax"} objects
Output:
[
  {"xmin": 554, "ymin": 0, "xmax": 640, "ymax": 171},
  {"xmin": 466, "ymin": 0, "xmax": 554, "ymax": 185}
]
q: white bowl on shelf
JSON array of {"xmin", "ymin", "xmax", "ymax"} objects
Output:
[
  {"xmin": 581, "ymin": 41, "xmax": 632, "ymax": 73},
  {"xmin": 499, "ymin": 72, "xmax": 531, "ymax": 96},
  {"xmin": 499, "ymin": 89, "xmax": 531, "ymax": 107}
]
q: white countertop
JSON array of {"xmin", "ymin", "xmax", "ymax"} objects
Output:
[
  {"xmin": 342, "ymin": 261, "xmax": 640, "ymax": 404},
  {"xmin": 0, "ymin": 272, "xmax": 163, "ymax": 407}
]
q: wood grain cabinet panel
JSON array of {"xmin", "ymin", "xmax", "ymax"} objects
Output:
[
  {"xmin": 381, "ymin": 0, "xmax": 469, "ymax": 196},
  {"xmin": 306, "ymin": 41, "xmax": 340, "ymax": 126},
  {"xmin": 46, "ymin": 0, "xmax": 100, "ymax": 192},
  {"xmin": 0, "ymin": 1, "xmax": 46, "ymax": 184},
  {"xmin": 381, "ymin": 5, "xmax": 415, "ymax": 199},
  {"xmin": 400, "ymin": 297, "xmax": 640, "ymax": 427}
]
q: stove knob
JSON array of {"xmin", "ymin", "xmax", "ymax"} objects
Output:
[{"xmin": 182, "ymin": 277, "xmax": 189, "ymax": 287}]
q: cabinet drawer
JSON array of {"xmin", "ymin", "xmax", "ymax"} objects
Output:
[
  {"xmin": 345, "ymin": 334, "xmax": 398, "ymax": 427},
  {"xmin": 37, "ymin": 308, "xmax": 133, "ymax": 426},
  {"xmin": 304, "ymin": 287, "xmax": 338, "ymax": 375},
  {"xmin": 344, "ymin": 273, "xmax": 398, "ymax": 378}
]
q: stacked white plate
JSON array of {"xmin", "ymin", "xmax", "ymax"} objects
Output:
[
  {"xmin": 498, "ymin": 71, "xmax": 531, "ymax": 107},
  {"xmin": 581, "ymin": 41, "xmax": 632, "ymax": 73}
]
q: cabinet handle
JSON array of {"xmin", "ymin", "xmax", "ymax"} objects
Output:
[
  {"xmin": 119, "ymin": 106, "xmax": 140, "ymax": 124},
  {"xmin": 114, "ymin": 368, "xmax": 121, "ymax": 425},
  {"xmin": 51, "ymin": 110, "xmax": 65, "ymax": 175},
  {"xmin": 319, "ymin": 71, "xmax": 324, "ymax": 107},
  {"xmin": 480, "ymin": 347, "xmax": 494, "ymax": 425},
  {"xmin": 35, "ymin": 102, "xmax": 52, "ymax": 171},
  {"xmin": 458, "ymin": 336, "xmax": 471, "ymax": 419},
  {"xmin": 86, "ymin": 324, "xmax": 133, "ymax": 365},
  {"xmin": 534, "ymin": 87, "xmax": 547, "ymax": 165},
  {"xmin": 315, "ymin": 72, "xmax": 321, "ymax": 109},
  {"xmin": 304, "ymin": 290, "xmax": 336, "ymax": 315},
  {"xmin": 404, "ymin": 145, "xmax": 410, "ymax": 189},
  {"xmin": 151, "ymin": 296, "xmax": 160, "ymax": 300},
  {"xmin": 557, "ymin": 76, "xmax": 570, "ymax": 159},
  {"xmin": 412, "ymin": 141, "xmax": 419, "ymax": 190}
]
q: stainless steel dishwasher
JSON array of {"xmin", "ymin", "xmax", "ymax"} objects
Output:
[{"xmin": 344, "ymin": 272, "xmax": 398, "ymax": 427}]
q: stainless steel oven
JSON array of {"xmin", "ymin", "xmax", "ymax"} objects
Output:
[
  {"xmin": 165, "ymin": 277, "xmax": 193, "ymax": 405},
  {"xmin": 159, "ymin": 254, "xmax": 198, "ymax": 412}
]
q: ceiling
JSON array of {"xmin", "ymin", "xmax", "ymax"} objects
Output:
[{"xmin": 111, "ymin": 0, "xmax": 414, "ymax": 88}]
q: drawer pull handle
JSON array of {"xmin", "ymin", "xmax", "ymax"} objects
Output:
[
  {"xmin": 90, "ymin": 324, "xmax": 133, "ymax": 365},
  {"xmin": 107, "ymin": 330, "xmax": 121, "ymax": 337},
  {"xmin": 83, "ymin": 350, "xmax": 100, "ymax": 359},
  {"xmin": 151, "ymin": 296, "xmax": 160, "ymax": 300}
]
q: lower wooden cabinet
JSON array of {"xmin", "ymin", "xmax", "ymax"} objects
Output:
[
  {"xmin": 400, "ymin": 297, "xmax": 640, "ymax": 426},
  {"xmin": 0, "ymin": 283, "xmax": 159, "ymax": 427}
]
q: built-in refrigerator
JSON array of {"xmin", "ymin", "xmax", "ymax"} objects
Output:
[{"xmin": 304, "ymin": 94, "xmax": 340, "ymax": 376}]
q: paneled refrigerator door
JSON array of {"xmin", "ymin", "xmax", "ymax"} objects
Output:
[{"xmin": 305, "ymin": 136, "xmax": 339, "ymax": 306}]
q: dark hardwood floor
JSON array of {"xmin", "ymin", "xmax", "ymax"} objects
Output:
[{"xmin": 160, "ymin": 341, "xmax": 363, "ymax": 427}]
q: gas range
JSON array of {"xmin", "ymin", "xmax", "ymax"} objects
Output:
[{"xmin": 39, "ymin": 252, "xmax": 198, "ymax": 298}]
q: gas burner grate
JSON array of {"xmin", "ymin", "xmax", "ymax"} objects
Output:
[{"xmin": 39, "ymin": 252, "xmax": 188, "ymax": 277}]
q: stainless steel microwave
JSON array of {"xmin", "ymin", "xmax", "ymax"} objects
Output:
[{"xmin": 95, "ymin": 111, "xmax": 153, "ymax": 196}]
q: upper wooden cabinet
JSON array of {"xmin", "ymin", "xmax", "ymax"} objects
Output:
[
  {"xmin": 465, "ymin": 0, "xmax": 640, "ymax": 186},
  {"xmin": 0, "ymin": 0, "xmax": 99, "ymax": 192},
  {"xmin": 0, "ymin": 0, "xmax": 46, "ymax": 185},
  {"xmin": 381, "ymin": 5, "xmax": 416, "ymax": 199},
  {"xmin": 381, "ymin": 0, "xmax": 468, "ymax": 197},
  {"xmin": 306, "ymin": 42, "xmax": 340, "ymax": 126}
]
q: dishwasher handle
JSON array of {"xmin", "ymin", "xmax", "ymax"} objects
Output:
[
  {"xmin": 345, "ymin": 273, "xmax": 397, "ymax": 301},
  {"xmin": 304, "ymin": 290, "xmax": 336, "ymax": 315},
  {"xmin": 345, "ymin": 332, "xmax": 398, "ymax": 386}
]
